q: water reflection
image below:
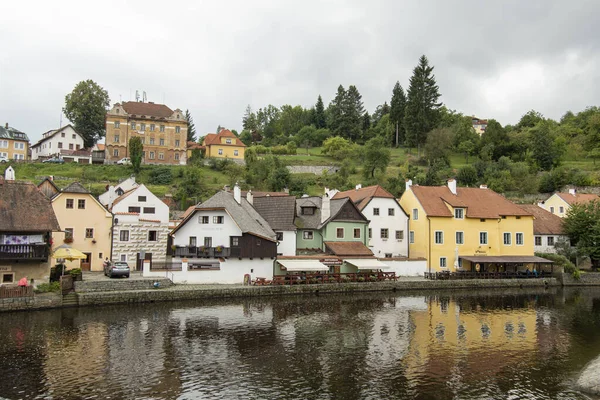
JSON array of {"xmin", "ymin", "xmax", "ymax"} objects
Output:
[{"xmin": 1, "ymin": 287, "xmax": 600, "ymax": 399}]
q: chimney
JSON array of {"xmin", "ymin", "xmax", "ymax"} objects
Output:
[
  {"xmin": 49, "ymin": 175, "xmax": 54, "ymax": 181},
  {"xmin": 233, "ymin": 183, "xmax": 241, "ymax": 204},
  {"xmin": 321, "ymin": 194, "xmax": 331, "ymax": 223},
  {"xmin": 246, "ymin": 189, "xmax": 253, "ymax": 205},
  {"xmin": 569, "ymin": 188, "xmax": 576, "ymax": 196},
  {"xmin": 355, "ymin": 184, "xmax": 362, "ymax": 190},
  {"xmin": 480, "ymin": 184, "xmax": 488, "ymax": 189},
  {"xmin": 4, "ymin": 123, "xmax": 7, "ymax": 129},
  {"xmin": 448, "ymin": 179, "xmax": 457, "ymax": 195},
  {"xmin": 284, "ymin": 187, "xmax": 289, "ymax": 194},
  {"xmin": 405, "ymin": 179, "xmax": 413, "ymax": 192}
]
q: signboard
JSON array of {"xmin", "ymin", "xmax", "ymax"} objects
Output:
[
  {"xmin": 320, "ymin": 258, "xmax": 342, "ymax": 266},
  {"xmin": 0, "ymin": 266, "xmax": 11, "ymax": 271}
]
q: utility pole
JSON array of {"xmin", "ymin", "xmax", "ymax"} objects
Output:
[{"xmin": 395, "ymin": 122, "xmax": 399, "ymax": 147}]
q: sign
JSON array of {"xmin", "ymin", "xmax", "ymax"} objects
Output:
[
  {"xmin": 320, "ymin": 258, "xmax": 342, "ymax": 266},
  {"xmin": 0, "ymin": 266, "xmax": 11, "ymax": 271}
]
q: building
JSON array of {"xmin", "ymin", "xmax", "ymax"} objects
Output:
[
  {"xmin": 471, "ymin": 116, "xmax": 488, "ymax": 135},
  {"xmin": 50, "ymin": 182, "xmax": 112, "ymax": 271},
  {"xmin": 110, "ymin": 184, "xmax": 169, "ymax": 268},
  {"xmin": 333, "ymin": 184, "xmax": 409, "ymax": 258},
  {"xmin": 399, "ymin": 179, "xmax": 543, "ymax": 273},
  {"xmin": 0, "ymin": 178, "xmax": 60, "ymax": 284},
  {"xmin": 105, "ymin": 101, "xmax": 187, "ymax": 165},
  {"xmin": 201, "ymin": 129, "xmax": 245, "ymax": 160},
  {"xmin": 99, "ymin": 176, "xmax": 139, "ymax": 209},
  {"xmin": 251, "ymin": 193, "xmax": 297, "ymax": 256},
  {"xmin": 519, "ymin": 204, "xmax": 568, "ymax": 254},
  {"xmin": 538, "ymin": 189, "xmax": 599, "ymax": 218},
  {"xmin": 167, "ymin": 185, "xmax": 277, "ymax": 283},
  {"xmin": 37, "ymin": 177, "xmax": 60, "ymax": 199},
  {"xmin": 30, "ymin": 125, "xmax": 85, "ymax": 161},
  {"xmin": 0, "ymin": 123, "xmax": 29, "ymax": 161}
]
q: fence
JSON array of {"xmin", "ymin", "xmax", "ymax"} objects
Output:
[{"xmin": 0, "ymin": 285, "xmax": 33, "ymax": 298}]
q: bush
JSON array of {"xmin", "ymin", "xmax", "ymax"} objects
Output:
[
  {"xmin": 535, "ymin": 252, "xmax": 576, "ymax": 274},
  {"xmin": 148, "ymin": 167, "xmax": 173, "ymax": 185},
  {"xmin": 34, "ymin": 282, "xmax": 61, "ymax": 293},
  {"xmin": 457, "ymin": 165, "xmax": 478, "ymax": 187},
  {"xmin": 69, "ymin": 268, "xmax": 82, "ymax": 276}
]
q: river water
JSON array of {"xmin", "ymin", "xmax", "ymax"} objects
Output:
[{"xmin": 2, "ymin": 287, "xmax": 600, "ymax": 400}]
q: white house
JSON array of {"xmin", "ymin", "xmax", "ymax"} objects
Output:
[
  {"xmin": 111, "ymin": 184, "xmax": 169, "ymax": 268},
  {"xmin": 251, "ymin": 192, "xmax": 297, "ymax": 256},
  {"xmin": 333, "ymin": 184, "xmax": 409, "ymax": 258},
  {"xmin": 99, "ymin": 176, "xmax": 139, "ymax": 209},
  {"xmin": 163, "ymin": 185, "xmax": 278, "ymax": 284},
  {"xmin": 31, "ymin": 125, "xmax": 86, "ymax": 160},
  {"xmin": 519, "ymin": 204, "xmax": 569, "ymax": 254}
]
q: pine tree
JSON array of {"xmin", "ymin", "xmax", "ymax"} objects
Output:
[
  {"xmin": 328, "ymin": 85, "xmax": 346, "ymax": 135},
  {"xmin": 362, "ymin": 111, "xmax": 371, "ymax": 133},
  {"xmin": 185, "ymin": 109, "xmax": 197, "ymax": 142},
  {"xmin": 389, "ymin": 81, "xmax": 407, "ymax": 147},
  {"xmin": 404, "ymin": 55, "xmax": 442, "ymax": 154},
  {"xmin": 343, "ymin": 85, "xmax": 364, "ymax": 141},
  {"xmin": 314, "ymin": 95, "xmax": 326, "ymax": 129},
  {"xmin": 242, "ymin": 105, "xmax": 257, "ymax": 132}
]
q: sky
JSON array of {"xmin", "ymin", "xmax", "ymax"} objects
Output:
[{"xmin": 1, "ymin": 0, "xmax": 599, "ymax": 144}]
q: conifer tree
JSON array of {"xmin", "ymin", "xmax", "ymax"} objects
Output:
[
  {"xmin": 344, "ymin": 85, "xmax": 364, "ymax": 141},
  {"xmin": 390, "ymin": 81, "xmax": 407, "ymax": 147},
  {"xmin": 328, "ymin": 85, "xmax": 346, "ymax": 136},
  {"xmin": 185, "ymin": 109, "xmax": 197, "ymax": 142},
  {"xmin": 314, "ymin": 95, "xmax": 326, "ymax": 129}
]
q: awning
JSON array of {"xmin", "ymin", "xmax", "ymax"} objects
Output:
[
  {"xmin": 459, "ymin": 256, "xmax": 553, "ymax": 264},
  {"xmin": 278, "ymin": 259, "xmax": 329, "ymax": 272},
  {"xmin": 345, "ymin": 258, "xmax": 390, "ymax": 270}
]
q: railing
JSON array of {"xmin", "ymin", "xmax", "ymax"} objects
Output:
[
  {"xmin": 0, "ymin": 244, "xmax": 48, "ymax": 260},
  {"xmin": 266, "ymin": 271, "xmax": 397, "ymax": 286},
  {"xmin": 173, "ymin": 246, "xmax": 239, "ymax": 258},
  {"xmin": 0, "ymin": 285, "xmax": 34, "ymax": 298},
  {"xmin": 423, "ymin": 271, "xmax": 552, "ymax": 280},
  {"xmin": 150, "ymin": 262, "xmax": 183, "ymax": 271}
]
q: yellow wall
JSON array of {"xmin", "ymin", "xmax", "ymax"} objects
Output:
[
  {"xmin": 51, "ymin": 193, "xmax": 112, "ymax": 271},
  {"xmin": 400, "ymin": 188, "xmax": 535, "ymax": 271},
  {"xmin": 207, "ymin": 144, "xmax": 245, "ymax": 159},
  {"xmin": 541, "ymin": 194, "xmax": 570, "ymax": 218},
  {"xmin": 0, "ymin": 139, "xmax": 28, "ymax": 160}
]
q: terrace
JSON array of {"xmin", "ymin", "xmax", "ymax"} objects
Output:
[{"xmin": 0, "ymin": 244, "xmax": 49, "ymax": 261}]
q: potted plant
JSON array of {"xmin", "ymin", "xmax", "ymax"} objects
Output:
[
  {"xmin": 91, "ymin": 238, "xmax": 97, "ymax": 244},
  {"xmin": 69, "ymin": 268, "xmax": 83, "ymax": 281},
  {"xmin": 63, "ymin": 237, "xmax": 73, "ymax": 244},
  {"xmin": 215, "ymin": 245, "xmax": 224, "ymax": 253}
]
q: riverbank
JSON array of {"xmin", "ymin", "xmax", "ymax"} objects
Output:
[{"xmin": 1, "ymin": 276, "xmax": 559, "ymax": 312}]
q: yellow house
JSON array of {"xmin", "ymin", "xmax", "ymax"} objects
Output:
[
  {"xmin": 539, "ymin": 188, "xmax": 599, "ymax": 218},
  {"xmin": 0, "ymin": 123, "xmax": 29, "ymax": 161},
  {"xmin": 399, "ymin": 179, "xmax": 538, "ymax": 273},
  {"xmin": 51, "ymin": 182, "xmax": 112, "ymax": 272},
  {"xmin": 202, "ymin": 129, "xmax": 245, "ymax": 159}
]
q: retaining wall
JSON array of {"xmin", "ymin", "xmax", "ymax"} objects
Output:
[
  {"xmin": 0, "ymin": 293, "xmax": 62, "ymax": 312},
  {"xmin": 74, "ymin": 278, "xmax": 173, "ymax": 292},
  {"xmin": 286, "ymin": 165, "xmax": 339, "ymax": 175},
  {"xmin": 557, "ymin": 272, "xmax": 600, "ymax": 286}
]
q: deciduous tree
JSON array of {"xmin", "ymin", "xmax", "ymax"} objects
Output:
[
  {"xmin": 63, "ymin": 80, "xmax": 110, "ymax": 148},
  {"xmin": 362, "ymin": 137, "xmax": 391, "ymax": 178},
  {"xmin": 563, "ymin": 200, "xmax": 600, "ymax": 269},
  {"xmin": 129, "ymin": 136, "xmax": 143, "ymax": 174}
]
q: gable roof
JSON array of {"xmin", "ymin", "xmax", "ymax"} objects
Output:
[
  {"xmin": 203, "ymin": 129, "xmax": 246, "ymax": 147},
  {"xmin": 37, "ymin": 177, "xmax": 60, "ymax": 192},
  {"xmin": 409, "ymin": 185, "xmax": 531, "ymax": 219},
  {"xmin": 172, "ymin": 191, "xmax": 276, "ymax": 241},
  {"xmin": 253, "ymin": 196, "xmax": 297, "ymax": 231},
  {"xmin": 0, "ymin": 124, "xmax": 29, "ymax": 142},
  {"xmin": 324, "ymin": 241, "xmax": 373, "ymax": 257},
  {"xmin": 241, "ymin": 190, "xmax": 290, "ymax": 198},
  {"xmin": 111, "ymin": 188, "xmax": 138, "ymax": 208},
  {"xmin": 31, "ymin": 125, "xmax": 78, "ymax": 148},
  {"xmin": 121, "ymin": 101, "xmax": 174, "ymax": 119},
  {"xmin": 555, "ymin": 192, "xmax": 599, "ymax": 206},
  {"xmin": 518, "ymin": 204, "xmax": 564, "ymax": 235},
  {"xmin": 0, "ymin": 181, "xmax": 60, "ymax": 232},
  {"xmin": 333, "ymin": 185, "xmax": 395, "ymax": 210},
  {"xmin": 62, "ymin": 182, "xmax": 90, "ymax": 194},
  {"xmin": 295, "ymin": 197, "xmax": 367, "ymax": 229}
]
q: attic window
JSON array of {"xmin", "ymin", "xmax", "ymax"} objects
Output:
[
  {"xmin": 516, "ymin": 216, "xmax": 521, "ymax": 219},
  {"xmin": 301, "ymin": 207, "xmax": 315, "ymax": 215},
  {"xmin": 480, "ymin": 219, "xmax": 486, "ymax": 222},
  {"xmin": 116, "ymin": 109, "xmax": 119, "ymax": 114}
]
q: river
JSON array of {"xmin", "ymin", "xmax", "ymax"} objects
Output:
[{"xmin": 1, "ymin": 287, "xmax": 600, "ymax": 400}]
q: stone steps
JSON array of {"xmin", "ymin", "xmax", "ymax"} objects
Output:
[{"xmin": 62, "ymin": 293, "xmax": 79, "ymax": 307}]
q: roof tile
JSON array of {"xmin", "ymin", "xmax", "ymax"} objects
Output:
[
  {"xmin": 0, "ymin": 181, "xmax": 60, "ymax": 232},
  {"xmin": 518, "ymin": 204, "xmax": 564, "ymax": 235},
  {"xmin": 324, "ymin": 241, "xmax": 373, "ymax": 257}
]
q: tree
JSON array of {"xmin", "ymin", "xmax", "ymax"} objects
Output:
[
  {"xmin": 404, "ymin": 55, "xmax": 442, "ymax": 154},
  {"xmin": 389, "ymin": 81, "xmax": 407, "ymax": 146},
  {"xmin": 185, "ymin": 109, "xmax": 197, "ymax": 142},
  {"xmin": 372, "ymin": 102, "xmax": 390, "ymax": 127},
  {"xmin": 479, "ymin": 119, "xmax": 511, "ymax": 161},
  {"xmin": 327, "ymin": 85, "xmax": 346, "ymax": 135},
  {"xmin": 129, "ymin": 137, "xmax": 143, "ymax": 174},
  {"xmin": 517, "ymin": 110, "xmax": 544, "ymax": 129},
  {"xmin": 457, "ymin": 165, "xmax": 478, "ymax": 186},
  {"xmin": 424, "ymin": 128, "xmax": 454, "ymax": 165},
  {"xmin": 563, "ymin": 200, "xmax": 600, "ymax": 269},
  {"xmin": 529, "ymin": 120, "xmax": 566, "ymax": 171},
  {"xmin": 314, "ymin": 95, "xmax": 326, "ymax": 129},
  {"xmin": 63, "ymin": 80, "xmax": 110, "ymax": 148},
  {"xmin": 362, "ymin": 137, "xmax": 391, "ymax": 178},
  {"xmin": 322, "ymin": 136, "xmax": 355, "ymax": 160},
  {"xmin": 269, "ymin": 167, "xmax": 291, "ymax": 191},
  {"xmin": 362, "ymin": 112, "xmax": 371, "ymax": 135}
]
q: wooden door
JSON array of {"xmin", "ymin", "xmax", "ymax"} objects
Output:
[
  {"xmin": 80, "ymin": 253, "xmax": 92, "ymax": 271},
  {"xmin": 136, "ymin": 252, "xmax": 152, "ymax": 271}
]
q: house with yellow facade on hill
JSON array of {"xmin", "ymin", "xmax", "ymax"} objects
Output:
[
  {"xmin": 399, "ymin": 179, "xmax": 549, "ymax": 273},
  {"xmin": 538, "ymin": 188, "xmax": 599, "ymax": 218},
  {"xmin": 201, "ymin": 129, "xmax": 245, "ymax": 160}
]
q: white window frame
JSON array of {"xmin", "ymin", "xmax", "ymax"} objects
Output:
[
  {"xmin": 234, "ymin": 150, "xmax": 239, "ymax": 156},
  {"xmin": 120, "ymin": 230, "xmax": 130, "ymax": 242},
  {"xmin": 516, "ymin": 232, "xmax": 524, "ymax": 246},
  {"xmin": 503, "ymin": 232, "xmax": 511, "ymax": 246},
  {"xmin": 218, "ymin": 149, "xmax": 223, "ymax": 155},
  {"xmin": 303, "ymin": 231, "xmax": 313, "ymax": 240},
  {"xmin": 373, "ymin": 208, "xmax": 380, "ymax": 216},
  {"xmin": 434, "ymin": 231, "xmax": 444, "ymax": 245},
  {"xmin": 380, "ymin": 228, "xmax": 389, "ymax": 239},
  {"xmin": 120, "ymin": 254, "xmax": 127, "ymax": 262},
  {"xmin": 396, "ymin": 230, "xmax": 404, "ymax": 241},
  {"xmin": 412, "ymin": 208, "xmax": 419, "ymax": 220},
  {"xmin": 535, "ymin": 236, "xmax": 542, "ymax": 246},
  {"xmin": 454, "ymin": 208, "xmax": 464, "ymax": 219},
  {"xmin": 547, "ymin": 236, "xmax": 555, "ymax": 246},
  {"xmin": 479, "ymin": 231, "xmax": 488, "ymax": 245},
  {"xmin": 455, "ymin": 231, "xmax": 464, "ymax": 245},
  {"xmin": 440, "ymin": 257, "xmax": 447, "ymax": 268},
  {"xmin": 409, "ymin": 231, "xmax": 415, "ymax": 244}
]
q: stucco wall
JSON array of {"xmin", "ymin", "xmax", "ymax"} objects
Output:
[
  {"xmin": 144, "ymin": 259, "xmax": 273, "ymax": 284},
  {"xmin": 361, "ymin": 197, "xmax": 409, "ymax": 258},
  {"xmin": 112, "ymin": 219, "xmax": 169, "ymax": 265},
  {"xmin": 380, "ymin": 259, "xmax": 428, "ymax": 276}
]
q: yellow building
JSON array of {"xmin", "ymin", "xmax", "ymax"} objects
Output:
[
  {"xmin": 202, "ymin": 129, "xmax": 245, "ymax": 159},
  {"xmin": 51, "ymin": 182, "xmax": 112, "ymax": 271},
  {"xmin": 539, "ymin": 189, "xmax": 599, "ymax": 218},
  {"xmin": 0, "ymin": 123, "xmax": 29, "ymax": 160},
  {"xmin": 105, "ymin": 101, "xmax": 188, "ymax": 165},
  {"xmin": 399, "ymin": 179, "xmax": 537, "ymax": 272}
]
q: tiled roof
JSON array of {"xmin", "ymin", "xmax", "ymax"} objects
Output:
[
  {"xmin": 0, "ymin": 124, "xmax": 29, "ymax": 142},
  {"xmin": 187, "ymin": 141, "xmax": 203, "ymax": 150},
  {"xmin": 518, "ymin": 204, "xmax": 565, "ymax": 235},
  {"xmin": 111, "ymin": 188, "xmax": 137, "ymax": 208},
  {"xmin": 181, "ymin": 205, "xmax": 196, "ymax": 220},
  {"xmin": 295, "ymin": 197, "xmax": 358, "ymax": 229},
  {"xmin": 31, "ymin": 125, "xmax": 77, "ymax": 148},
  {"xmin": 62, "ymin": 182, "xmax": 90, "ymax": 194},
  {"xmin": 241, "ymin": 190, "xmax": 290, "ymax": 198},
  {"xmin": 555, "ymin": 192, "xmax": 599, "ymax": 206},
  {"xmin": 409, "ymin": 185, "xmax": 531, "ymax": 218},
  {"xmin": 121, "ymin": 101, "xmax": 174, "ymax": 119},
  {"xmin": 324, "ymin": 241, "xmax": 373, "ymax": 257},
  {"xmin": 203, "ymin": 130, "xmax": 246, "ymax": 147},
  {"xmin": 333, "ymin": 185, "xmax": 395, "ymax": 210},
  {"xmin": 95, "ymin": 144, "xmax": 105, "ymax": 151},
  {"xmin": 253, "ymin": 196, "xmax": 297, "ymax": 231},
  {"xmin": 0, "ymin": 181, "xmax": 60, "ymax": 232}
]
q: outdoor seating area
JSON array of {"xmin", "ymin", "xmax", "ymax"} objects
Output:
[
  {"xmin": 253, "ymin": 271, "xmax": 397, "ymax": 286},
  {"xmin": 424, "ymin": 270, "xmax": 553, "ymax": 280}
]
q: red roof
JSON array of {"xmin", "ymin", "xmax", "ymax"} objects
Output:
[
  {"xmin": 555, "ymin": 192, "xmax": 599, "ymax": 206},
  {"xmin": 121, "ymin": 101, "xmax": 174, "ymax": 119},
  {"xmin": 324, "ymin": 241, "xmax": 373, "ymax": 257},
  {"xmin": 518, "ymin": 205, "xmax": 564, "ymax": 235},
  {"xmin": 333, "ymin": 185, "xmax": 395, "ymax": 210},
  {"xmin": 203, "ymin": 130, "xmax": 246, "ymax": 147}
]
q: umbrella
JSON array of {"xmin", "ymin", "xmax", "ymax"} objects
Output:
[{"xmin": 52, "ymin": 244, "xmax": 87, "ymax": 261}]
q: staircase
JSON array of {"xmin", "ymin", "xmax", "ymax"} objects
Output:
[{"xmin": 62, "ymin": 293, "xmax": 79, "ymax": 307}]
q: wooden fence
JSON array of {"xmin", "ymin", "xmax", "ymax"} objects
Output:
[{"xmin": 0, "ymin": 285, "xmax": 33, "ymax": 298}]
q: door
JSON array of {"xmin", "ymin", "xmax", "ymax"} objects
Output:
[
  {"xmin": 80, "ymin": 253, "xmax": 92, "ymax": 271},
  {"xmin": 135, "ymin": 252, "xmax": 152, "ymax": 271}
]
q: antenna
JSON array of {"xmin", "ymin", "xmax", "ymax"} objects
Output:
[
  {"xmin": 135, "ymin": 90, "xmax": 140, "ymax": 102},
  {"xmin": 143, "ymin": 91, "xmax": 147, "ymax": 103}
]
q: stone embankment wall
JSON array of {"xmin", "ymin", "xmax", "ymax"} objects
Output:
[
  {"xmin": 286, "ymin": 166, "xmax": 340, "ymax": 175},
  {"xmin": 74, "ymin": 278, "xmax": 173, "ymax": 292},
  {"xmin": 0, "ymin": 293, "xmax": 62, "ymax": 312},
  {"xmin": 557, "ymin": 272, "xmax": 600, "ymax": 286}
]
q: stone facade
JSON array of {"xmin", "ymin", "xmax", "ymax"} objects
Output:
[{"xmin": 112, "ymin": 218, "xmax": 169, "ymax": 267}]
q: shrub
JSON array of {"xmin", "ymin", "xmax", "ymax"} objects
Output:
[
  {"xmin": 34, "ymin": 282, "xmax": 61, "ymax": 293},
  {"xmin": 148, "ymin": 167, "xmax": 173, "ymax": 185}
]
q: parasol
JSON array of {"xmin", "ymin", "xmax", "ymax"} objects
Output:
[{"xmin": 52, "ymin": 244, "xmax": 87, "ymax": 261}]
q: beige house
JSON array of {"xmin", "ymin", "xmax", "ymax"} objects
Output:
[
  {"xmin": 538, "ymin": 189, "xmax": 599, "ymax": 218},
  {"xmin": 51, "ymin": 183, "xmax": 112, "ymax": 271}
]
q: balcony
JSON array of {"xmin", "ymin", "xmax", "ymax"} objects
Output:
[
  {"xmin": 0, "ymin": 244, "xmax": 49, "ymax": 261},
  {"xmin": 173, "ymin": 246, "xmax": 241, "ymax": 258}
]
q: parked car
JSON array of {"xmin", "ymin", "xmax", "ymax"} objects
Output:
[
  {"xmin": 42, "ymin": 157, "xmax": 64, "ymax": 164},
  {"xmin": 0, "ymin": 155, "xmax": 8, "ymax": 163},
  {"xmin": 104, "ymin": 261, "xmax": 130, "ymax": 278},
  {"xmin": 116, "ymin": 157, "xmax": 131, "ymax": 165}
]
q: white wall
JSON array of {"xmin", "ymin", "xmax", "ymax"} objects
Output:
[
  {"xmin": 31, "ymin": 126, "xmax": 85, "ymax": 160},
  {"xmin": 276, "ymin": 230, "xmax": 296, "ymax": 256},
  {"xmin": 363, "ymin": 198, "xmax": 409, "ymax": 257},
  {"xmin": 111, "ymin": 184, "xmax": 169, "ymax": 223},
  {"xmin": 380, "ymin": 259, "xmax": 427, "ymax": 276},
  {"xmin": 534, "ymin": 234, "xmax": 565, "ymax": 254},
  {"xmin": 172, "ymin": 210, "xmax": 242, "ymax": 247},
  {"xmin": 99, "ymin": 177, "xmax": 138, "ymax": 209}
]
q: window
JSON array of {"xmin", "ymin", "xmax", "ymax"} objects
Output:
[
  {"xmin": 99, "ymin": 253, "xmax": 103, "ymax": 259},
  {"xmin": 213, "ymin": 216, "xmax": 224, "ymax": 224},
  {"xmin": 547, "ymin": 236, "xmax": 555, "ymax": 246},
  {"xmin": 303, "ymin": 231, "xmax": 313, "ymax": 240},
  {"xmin": 435, "ymin": 231, "xmax": 444, "ymax": 244},
  {"xmin": 381, "ymin": 228, "xmax": 389, "ymax": 239},
  {"xmin": 218, "ymin": 149, "xmax": 223, "ymax": 155},
  {"xmin": 257, "ymin": 239, "xmax": 262, "ymax": 246},
  {"xmin": 69, "ymin": 143, "xmax": 74, "ymax": 150},
  {"xmin": 76, "ymin": 144, "xmax": 80, "ymax": 150},
  {"xmin": 113, "ymin": 149, "xmax": 119, "ymax": 157},
  {"xmin": 160, "ymin": 125, "xmax": 165, "ymax": 132},
  {"xmin": 336, "ymin": 228, "xmax": 344, "ymax": 238},
  {"xmin": 550, "ymin": 207, "xmax": 555, "ymax": 214},
  {"xmin": 276, "ymin": 232, "xmax": 284, "ymax": 241},
  {"xmin": 412, "ymin": 209, "xmax": 419, "ymax": 220},
  {"xmin": 516, "ymin": 233, "xmax": 524, "ymax": 245},
  {"xmin": 115, "ymin": 121, "xmax": 120, "ymax": 129},
  {"xmin": 354, "ymin": 228, "xmax": 361, "ymax": 238},
  {"xmin": 189, "ymin": 236, "xmax": 197, "ymax": 247},
  {"xmin": 143, "ymin": 207, "xmax": 155, "ymax": 214},
  {"xmin": 140, "ymin": 138, "xmax": 145, "ymax": 144},
  {"xmin": 66, "ymin": 199, "xmax": 74, "ymax": 209},
  {"xmin": 204, "ymin": 237, "xmax": 212, "ymax": 247},
  {"xmin": 234, "ymin": 150, "xmax": 239, "ymax": 156},
  {"xmin": 131, "ymin": 122, "xmax": 136, "ymax": 130},
  {"xmin": 159, "ymin": 153, "xmax": 164, "ymax": 160},
  {"xmin": 120, "ymin": 230, "xmax": 130, "ymax": 241},
  {"xmin": 150, "ymin": 124, "xmax": 155, "ymax": 131},
  {"xmin": 480, "ymin": 219, "xmax": 486, "ymax": 222},
  {"xmin": 385, "ymin": 253, "xmax": 393, "ymax": 258},
  {"xmin": 58, "ymin": 142, "xmax": 63, "ymax": 149},
  {"xmin": 148, "ymin": 231, "xmax": 158, "ymax": 241},
  {"xmin": 149, "ymin": 138, "xmax": 155, "ymax": 145},
  {"xmin": 175, "ymin": 126, "xmax": 181, "ymax": 133},
  {"xmin": 113, "ymin": 135, "xmax": 120, "ymax": 143},
  {"xmin": 440, "ymin": 257, "xmax": 447, "ymax": 268},
  {"xmin": 387, "ymin": 208, "xmax": 394, "ymax": 216},
  {"xmin": 503, "ymin": 232, "xmax": 512, "ymax": 245},
  {"xmin": 373, "ymin": 208, "xmax": 380, "ymax": 216},
  {"xmin": 61, "ymin": 132, "xmax": 65, "ymax": 138},
  {"xmin": 409, "ymin": 231, "xmax": 415, "ymax": 244},
  {"xmin": 160, "ymin": 138, "xmax": 165, "ymax": 146},
  {"xmin": 85, "ymin": 228, "xmax": 94, "ymax": 239},
  {"xmin": 456, "ymin": 231, "xmax": 464, "ymax": 245},
  {"xmin": 559, "ymin": 206, "xmax": 564, "ymax": 214},
  {"xmin": 175, "ymin": 140, "xmax": 180, "ymax": 147},
  {"xmin": 128, "ymin": 206, "xmax": 141, "ymax": 213},
  {"xmin": 226, "ymin": 139, "xmax": 232, "ymax": 144},
  {"xmin": 72, "ymin": 134, "xmax": 76, "ymax": 139},
  {"xmin": 480, "ymin": 232, "xmax": 488, "ymax": 245},
  {"xmin": 231, "ymin": 237, "xmax": 240, "ymax": 247},
  {"xmin": 0, "ymin": 140, "xmax": 6, "ymax": 148},
  {"xmin": 120, "ymin": 254, "xmax": 127, "ymax": 262},
  {"xmin": 14, "ymin": 142, "xmax": 24, "ymax": 150},
  {"xmin": 199, "ymin": 216, "xmax": 209, "ymax": 224},
  {"xmin": 149, "ymin": 151, "xmax": 155, "ymax": 159},
  {"xmin": 64, "ymin": 228, "xmax": 73, "ymax": 240},
  {"xmin": 138, "ymin": 196, "xmax": 146, "ymax": 202},
  {"xmin": 2, "ymin": 273, "xmax": 14, "ymax": 283},
  {"xmin": 396, "ymin": 230, "xmax": 404, "ymax": 240},
  {"xmin": 535, "ymin": 236, "xmax": 542, "ymax": 246},
  {"xmin": 368, "ymin": 228, "xmax": 372, "ymax": 239},
  {"xmin": 174, "ymin": 153, "xmax": 180, "ymax": 161},
  {"xmin": 455, "ymin": 208, "xmax": 464, "ymax": 219}
]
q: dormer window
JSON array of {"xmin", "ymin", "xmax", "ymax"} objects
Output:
[
  {"xmin": 226, "ymin": 139, "xmax": 232, "ymax": 144},
  {"xmin": 454, "ymin": 208, "xmax": 464, "ymax": 219},
  {"xmin": 301, "ymin": 206, "xmax": 315, "ymax": 215}
]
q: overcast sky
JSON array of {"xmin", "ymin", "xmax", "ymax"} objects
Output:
[{"xmin": 1, "ymin": 0, "xmax": 599, "ymax": 144}]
